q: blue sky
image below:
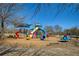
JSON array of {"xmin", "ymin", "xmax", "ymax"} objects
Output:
[{"xmin": 15, "ymin": 3, "xmax": 79, "ymax": 30}]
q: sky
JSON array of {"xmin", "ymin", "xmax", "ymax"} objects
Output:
[{"xmin": 15, "ymin": 3, "xmax": 79, "ymax": 30}]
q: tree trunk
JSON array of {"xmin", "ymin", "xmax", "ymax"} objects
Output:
[{"xmin": 0, "ymin": 18, "xmax": 4, "ymax": 40}]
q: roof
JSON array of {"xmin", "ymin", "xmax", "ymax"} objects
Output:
[{"xmin": 16, "ymin": 23, "xmax": 31, "ymax": 28}]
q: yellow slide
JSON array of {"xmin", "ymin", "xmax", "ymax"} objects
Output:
[{"xmin": 26, "ymin": 27, "xmax": 39, "ymax": 40}]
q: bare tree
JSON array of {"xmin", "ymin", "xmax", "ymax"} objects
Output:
[
  {"xmin": 64, "ymin": 27, "xmax": 79, "ymax": 36},
  {"xmin": 54, "ymin": 25, "xmax": 62, "ymax": 35},
  {"xmin": 0, "ymin": 3, "xmax": 79, "ymax": 39},
  {"xmin": 44, "ymin": 26, "xmax": 54, "ymax": 36},
  {"xmin": 0, "ymin": 3, "xmax": 24, "ymax": 39}
]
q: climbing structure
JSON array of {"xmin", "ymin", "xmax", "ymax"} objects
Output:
[
  {"xmin": 15, "ymin": 31, "xmax": 19, "ymax": 39},
  {"xmin": 29, "ymin": 26, "xmax": 45, "ymax": 39},
  {"xmin": 33, "ymin": 27, "xmax": 45, "ymax": 38}
]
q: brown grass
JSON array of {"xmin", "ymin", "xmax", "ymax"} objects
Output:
[
  {"xmin": 0, "ymin": 36, "xmax": 59, "ymax": 48},
  {"xmin": 0, "ymin": 36, "xmax": 79, "ymax": 56}
]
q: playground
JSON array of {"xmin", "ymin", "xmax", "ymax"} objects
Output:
[
  {"xmin": 0, "ymin": 26, "xmax": 79, "ymax": 56},
  {"xmin": 0, "ymin": 3, "xmax": 79, "ymax": 56},
  {"xmin": 0, "ymin": 23, "xmax": 79, "ymax": 56},
  {"xmin": 0, "ymin": 23, "xmax": 79, "ymax": 48}
]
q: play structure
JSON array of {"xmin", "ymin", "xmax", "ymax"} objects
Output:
[
  {"xmin": 60, "ymin": 34, "xmax": 71, "ymax": 42},
  {"xmin": 26, "ymin": 27, "xmax": 46, "ymax": 40},
  {"xmin": 15, "ymin": 31, "xmax": 20, "ymax": 39},
  {"xmin": 15, "ymin": 24, "xmax": 46, "ymax": 40}
]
